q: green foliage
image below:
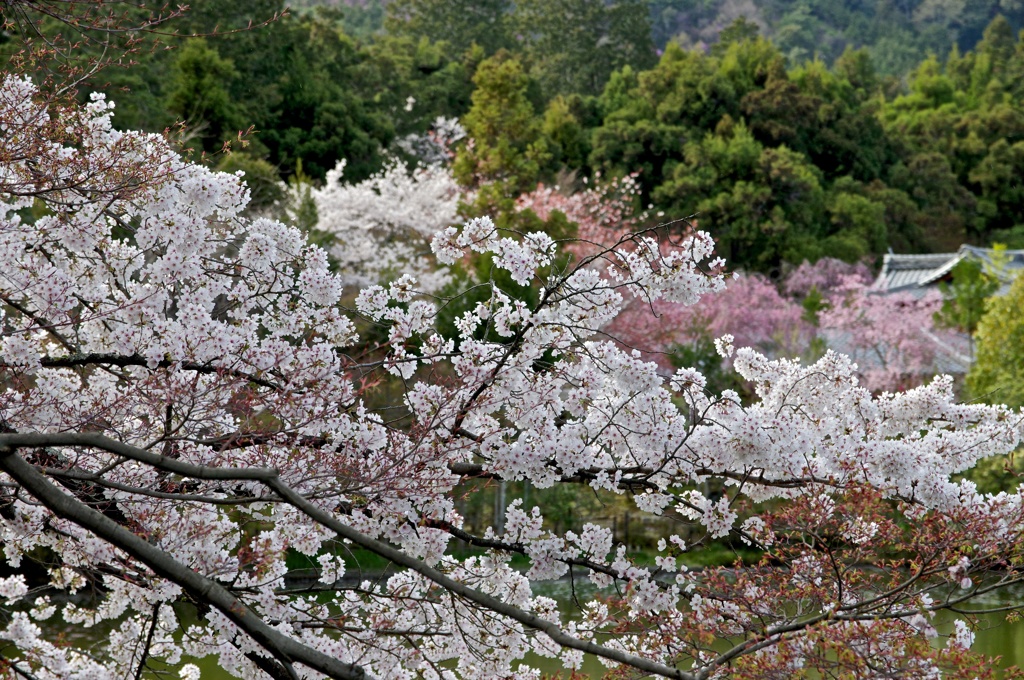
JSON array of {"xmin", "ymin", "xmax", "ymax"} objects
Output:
[
  {"xmin": 583, "ymin": 17, "xmax": 1024, "ymax": 269},
  {"xmin": 800, "ymin": 285, "xmax": 826, "ymax": 326},
  {"xmin": 968, "ymin": 273, "xmax": 1024, "ymax": 408},
  {"xmin": 959, "ymin": 250, "xmax": 1024, "ymax": 496},
  {"xmin": 454, "ymin": 52, "xmax": 550, "ymax": 202},
  {"xmin": 823, "ymin": 190, "xmax": 888, "ymax": 262},
  {"xmin": 654, "ymin": 118, "xmax": 826, "ymax": 269},
  {"xmin": 969, "ymin": 139, "xmax": 1024, "ymax": 237},
  {"xmin": 712, "ymin": 17, "xmax": 762, "ymax": 56},
  {"xmin": 385, "ymin": 0, "xmax": 513, "ymax": 56},
  {"xmin": 647, "ymin": 1, "xmax": 1024, "ymax": 77},
  {"xmin": 512, "ymin": 0, "xmax": 656, "ymax": 98},
  {"xmin": 879, "ymin": 18, "xmax": 1024, "ymax": 244},
  {"xmin": 49, "ymin": 3, "xmax": 399, "ymax": 182},
  {"xmin": 540, "ymin": 96, "xmax": 590, "ymax": 170},
  {"xmin": 589, "ymin": 39, "xmax": 774, "ymax": 197},
  {"xmin": 337, "ymin": 1, "xmax": 387, "ymax": 38},
  {"xmin": 351, "ymin": 34, "xmax": 475, "ymax": 143},
  {"xmin": 887, "ymin": 153, "xmax": 975, "ymax": 250},
  {"xmin": 97, "ymin": 60, "xmax": 172, "ymax": 133},
  {"xmin": 781, "ymin": 60, "xmax": 896, "ymax": 182},
  {"xmin": 166, "ymin": 39, "xmax": 245, "ymax": 153},
  {"xmin": 386, "ymin": 0, "xmax": 656, "ymax": 99},
  {"xmin": 936, "ymin": 259, "xmax": 1000, "ymax": 336},
  {"xmin": 251, "ymin": 11, "xmax": 393, "ymax": 181}
]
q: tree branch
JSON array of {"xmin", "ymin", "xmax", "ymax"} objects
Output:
[
  {"xmin": 0, "ymin": 445, "xmax": 371, "ymax": 680},
  {"xmin": 264, "ymin": 476, "xmax": 694, "ymax": 680},
  {"xmin": 36, "ymin": 353, "xmax": 283, "ymax": 390},
  {"xmin": 0, "ymin": 432, "xmax": 277, "ymax": 482}
]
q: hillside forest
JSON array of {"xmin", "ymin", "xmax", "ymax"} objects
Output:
[{"xmin": 7, "ymin": 0, "xmax": 1022, "ymax": 268}]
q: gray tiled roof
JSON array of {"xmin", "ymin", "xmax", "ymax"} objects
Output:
[
  {"xmin": 821, "ymin": 328, "xmax": 972, "ymax": 376},
  {"xmin": 873, "ymin": 246, "xmax": 1024, "ymax": 294}
]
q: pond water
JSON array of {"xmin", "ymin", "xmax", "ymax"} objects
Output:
[
  {"xmin": 163, "ymin": 579, "xmax": 1024, "ymax": 678},
  {"xmin": 17, "ymin": 579, "xmax": 1024, "ymax": 678}
]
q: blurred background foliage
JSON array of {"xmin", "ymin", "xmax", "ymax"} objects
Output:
[{"xmin": 10, "ymin": 0, "xmax": 1024, "ymax": 270}]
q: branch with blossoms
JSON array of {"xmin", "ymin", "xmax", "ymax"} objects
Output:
[
  {"xmin": 309, "ymin": 158, "xmax": 462, "ymax": 295},
  {"xmin": 0, "ymin": 431, "xmax": 697, "ymax": 680},
  {"xmin": 3, "ymin": 75, "xmax": 1024, "ymax": 680}
]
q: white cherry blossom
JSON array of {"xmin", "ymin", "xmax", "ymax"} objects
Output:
[{"xmin": 1, "ymin": 76, "xmax": 1022, "ymax": 680}]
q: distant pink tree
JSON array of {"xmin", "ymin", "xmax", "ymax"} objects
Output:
[
  {"xmin": 608, "ymin": 273, "xmax": 811, "ymax": 371},
  {"xmin": 786, "ymin": 259, "xmax": 963, "ymax": 393},
  {"xmin": 516, "ymin": 173, "xmax": 645, "ymax": 263},
  {"xmin": 818, "ymin": 277, "xmax": 950, "ymax": 392},
  {"xmin": 785, "ymin": 257, "xmax": 873, "ymax": 296}
]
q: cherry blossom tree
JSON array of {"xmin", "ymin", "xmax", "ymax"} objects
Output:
[
  {"xmin": 816, "ymin": 278, "xmax": 948, "ymax": 392},
  {"xmin": 3, "ymin": 77, "xmax": 1024, "ymax": 680},
  {"xmin": 395, "ymin": 116, "xmax": 467, "ymax": 167},
  {"xmin": 784, "ymin": 258, "xmax": 967, "ymax": 393},
  {"xmin": 514, "ymin": 173, "xmax": 644, "ymax": 254},
  {"xmin": 607, "ymin": 273, "xmax": 812, "ymax": 373},
  {"xmin": 310, "ymin": 158, "xmax": 462, "ymax": 294},
  {"xmin": 783, "ymin": 257, "xmax": 873, "ymax": 299}
]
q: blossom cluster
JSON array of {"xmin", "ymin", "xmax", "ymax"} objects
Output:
[
  {"xmin": 1, "ymin": 77, "xmax": 1022, "ymax": 680},
  {"xmin": 312, "ymin": 157, "xmax": 461, "ymax": 293}
]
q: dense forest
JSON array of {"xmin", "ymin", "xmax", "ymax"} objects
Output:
[
  {"xmin": 8, "ymin": 0, "xmax": 1024, "ymax": 276},
  {"xmin": 308, "ymin": 0, "xmax": 1024, "ymax": 76}
]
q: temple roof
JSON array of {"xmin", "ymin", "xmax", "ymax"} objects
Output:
[{"xmin": 873, "ymin": 245, "xmax": 1024, "ymax": 295}]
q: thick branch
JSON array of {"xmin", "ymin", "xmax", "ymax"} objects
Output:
[
  {"xmin": 36, "ymin": 353, "xmax": 283, "ymax": 390},
  {"xmin": 0, "ymin": 446, "xmax": 370, "ymax": 680},
  {"xmin": 42, "ymin": 467, "xmax": 272, "ymax": 505},
  {"xmin": 264, "ymin": 477, "xmax": 693, "ymax": 680},
  {"xmin": 0, "ymin": 432, "xmax": 277, "ymax": 482}
]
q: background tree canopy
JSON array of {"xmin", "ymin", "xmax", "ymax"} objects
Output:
[{"xmin": 10, "ymin": 0, "xmax": 1024, "ymax": 270}]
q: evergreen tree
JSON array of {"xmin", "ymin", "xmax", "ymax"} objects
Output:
[
  {"xmin": 166, "ymin": 39, "xmax": 245, "ymax": 153},
  {"xmin": 513, "ymin": 0, "xmax": 656, "ymax": 97},
  {"xmin": 385, "ymin": 0, "xmax": 513, "ymax": 55},
  {"xmin": 453, "ymin": 52, "xmax": 549, "ymax": 202}
]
